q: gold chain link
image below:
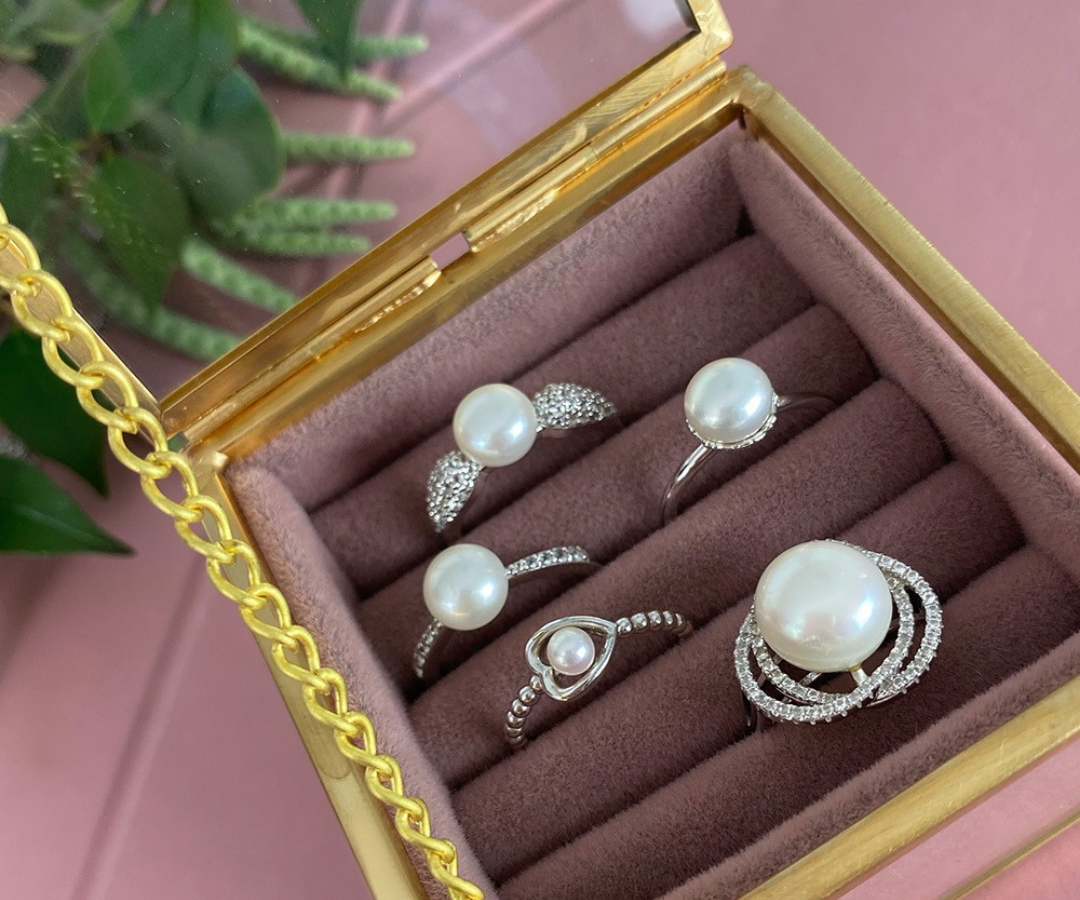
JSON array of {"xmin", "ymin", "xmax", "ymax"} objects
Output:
[{"xmin": 0, "ymin": 206, "xmax": 483, "ymax": 900}]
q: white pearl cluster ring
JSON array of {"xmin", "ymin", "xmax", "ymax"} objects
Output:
[
  {"xmin": 413, "ymin": 543, "xmax": 599, "ymax": 681},
  {"xmin": 504, "ymin": 610, "xmax": 693, "ymax": 750},
  {"xmin": 661, "ymin": 358, "xmax": 835, "ymax": 525},
  {"xmin": 427, "ymin": 382, "xmax": 618, "ymax": 537},
  {"xmin": 736, "ymin": 540, "xmax": 942, "ymax": 726}
]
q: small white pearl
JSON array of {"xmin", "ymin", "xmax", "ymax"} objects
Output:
[
  {"xmin": 453, "ymin": 384, "xmax": 538, "ymax": 468},
  {"xmin": 684, "ymin": 358, "xmax": 775, "ymax": 446},
  {"xmin": 755, "ymin": 541, "xmax": 893, "ymax": 673},
  {"xmin": 423, "ymin": 544, "xmax": 509, "ymax": 631},
  {"xmin": 546, "ymin": 626, "xmax": 596, "ymax": 676}
]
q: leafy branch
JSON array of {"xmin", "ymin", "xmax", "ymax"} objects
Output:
[{"xmin": 0, "ymin": 0, "xmax": 424, "ymax": 554}]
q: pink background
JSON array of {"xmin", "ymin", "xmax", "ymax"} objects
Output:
[{"xmin": 3, "ymin": 2, "xmax": 1080, "ymax": 898}]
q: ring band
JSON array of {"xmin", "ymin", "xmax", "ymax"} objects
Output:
[
  {"xmin": 504, "ymin": 610, "xmax": 692, "ymax": 750},
  {"xmin": 661, "ymin": 358, "xmax": 834, "ymax": 525},
  {"xmin": 413, "ymin": 544, "xmax": 599, "ymax": 681},
  {"xmin": 428, "ymin": 382, "xmax": 618, "ymax": 538},
  {"xmin": 735, "ymin": 540, "xmax": 942, "ymax": 727}
]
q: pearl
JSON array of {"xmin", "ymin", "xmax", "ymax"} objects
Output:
[
  {"xmin": 423, "ymin": 544, "xmax": 509, "ymax": 631},
  {"xmin": 684, "ymin": 358, "xmax": 775, "ymax": 446},
  {"xmin": 755, "ymin": 541, "xmax": 893, "ymax": 673},
  {"xmin": 453, "ymin": 384, "xmax": 538, "ymax": 468},
  {"xmin": 546, "ymin": 626, "xmax": 596, "ymax": 676}
]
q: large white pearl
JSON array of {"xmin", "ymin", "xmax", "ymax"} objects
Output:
[
  {"xmin": 423, "ymin": 544, "xmax": 509, "ymax": 631},
  {"xmin": 546, "ymin": 626, "xmax": 596, "ymax": 676},
  {"xmin": 453, "ymin": 384, "xmax": 538, "ymax": 468},
  {"xmin": 684, "ymin": 358, "xmax": 775, "ymax": 445},
  {"xmin": 755, "ymin": 541, "xmax": 893, "ymax": 673}
]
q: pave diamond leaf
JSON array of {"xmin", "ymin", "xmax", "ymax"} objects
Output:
[
  {"xmin": 532, "ymin": 383, "xmax": 617, "ymax": 431},
  {"xmin": 426, "ymin": 451, "xmax": 483, "ymax": 533},
  {"xmin": 526, "ymin": 616, "xmax": 617, "ymax": 702}
]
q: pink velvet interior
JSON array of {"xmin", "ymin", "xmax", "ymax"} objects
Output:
[{"xmin": 226, "ymin": 128, "xmax": 1080, "ymax": 900}]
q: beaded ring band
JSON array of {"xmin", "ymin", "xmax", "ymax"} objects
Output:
[
  {"xmin": 661, "ymin": 358, "xmax": 835, "ymax": 525},
  {"xmin": 414, "ymin": 543, "xmax": 598, "ymax": 681},
  {"xmin": 736, "ymin": 540, "xmax": 942, "ymax": 727},
  {"xmin": 427, "ymin": 382, "xmax": 618, "ymax": 538},
  {"xmin": 504, "ymin": 610, "xmax": 692, "ymax": 750}
]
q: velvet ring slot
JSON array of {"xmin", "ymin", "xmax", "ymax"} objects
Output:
[{"xmin": 227, "ymin": 129, "xmax": 1080, "ymax": 900}]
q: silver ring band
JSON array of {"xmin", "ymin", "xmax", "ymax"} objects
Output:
[
  {"xmin": 661, "ymin": 391, "xmax": 835, "ymax": 525},
  {"xmin": 427, "ymin": 382, "xmax": 618, "ymax": 538},
  {"xmin": 504, "ymin": 610, "xmax": 692, "ymax": 750},
  {"xmin": 413, "ymin": 546, "xmax": 599, "ymax": 681}
]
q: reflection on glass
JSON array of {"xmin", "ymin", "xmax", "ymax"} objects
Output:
[{"xmin": 0, "ymin": 0, "xmax": 693, "ymax": 396}]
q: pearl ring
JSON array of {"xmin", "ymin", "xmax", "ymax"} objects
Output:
[
  {"xmin": 413, "ymin": 543, "xmax": 599, "ymax": 681},
  {"xmin": 427, "ymin": 382, "xmax": 618, "ymax": 537},
  {"xmin": 735, "ymin": 540, "xmax": 942, "ymax": 726},
  {"xmin": 661, "ymin": 358, "xmax": 835, "ymax": 524},
  {"xmin": 504, "ymin": 610, "xmax": 692, "ymax": 750}
]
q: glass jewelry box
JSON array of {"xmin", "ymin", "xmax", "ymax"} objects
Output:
[{"xmin": 4, "ymin": 2, "xmax": 1080, "ymax": 898}]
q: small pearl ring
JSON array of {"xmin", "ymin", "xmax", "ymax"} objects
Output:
[
  {"xmin": 504, "ymin": 610, "xmax": 692, "ymax": 750},
  {"xmin": 661, "ymin": 358, "xmax": 835, "ymax": 525},
  {"xmin": 427, "ymin": 382, "xmax": 618, "ymax": 537},
  {"xmin": 413, "ymin": 543, "xmax": 599, "ymax": 681},
  {"xmin": 736, "ymin": 540, "xmax": 943, "ymax": 727}
]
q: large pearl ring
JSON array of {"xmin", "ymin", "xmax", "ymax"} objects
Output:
[
  {"xmin": 413, "ymin": 543, "xmax": 599, "ymax": 681},
  {"xmin": 427, "ymin": 382, "xmax": 618, "ymax": 537},
  {"xmin": 504, "ymin": 610, "xmax": 692, "ymax": 750},
  {"xmin": 661, "ymin": 358, "xmax": 835, "ymax": 524},
  {"xmin": 736, "ymin": 540, "xmax": 943, "ymax": 726}
]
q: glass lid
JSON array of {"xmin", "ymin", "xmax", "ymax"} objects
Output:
[{"xmin": 0, "ymin": 0, "xmax": 712, "ymax": 399}]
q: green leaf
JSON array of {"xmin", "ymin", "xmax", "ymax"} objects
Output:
[
  {"xmin": 293, "ymin": 0, "xmax": 360, "ymax": 73},
  {"xmin": 86, "ymin": 154, "xmax": 190, "ymax": 306},
  {"xmin": 0, "ymin": 128, "xmax": 57, "ymax": 242},
  {"xmin": 84, "ymin": 0, "xmax": 206, "ymax": 132},
  {"xmin": 5, "ymin": 0, "xmax": 104, "ymax": 47},
  {"xmin": 169, "ymin": 0, "xmax": 239, "ymax": 121},
  {"xmin": 84, "ymin": 35, "xmax": 133, "ymax": 131},
  {"xmin": 0, "ymin": 330, "xmax": 108, "ymax": 494},
  {"xmin": 167, "ymin": 69, "xmax": 283, "ymax": 219},
  {"xmin": 0, "ymin": 456, "xmax": 130, "ymax": 555}
]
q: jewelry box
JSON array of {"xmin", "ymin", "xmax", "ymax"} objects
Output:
[{"xmin": 5, "ymin": 3, "xmax": 1080, "ymax": 898}]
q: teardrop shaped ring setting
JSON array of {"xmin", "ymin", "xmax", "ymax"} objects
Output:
[{"xmin": 504, "ymin": 610, "xmax": 692, "ymax": 750}]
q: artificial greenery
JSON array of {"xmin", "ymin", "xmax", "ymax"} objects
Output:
[{"xmin": 0, "ymin": 0, "xmax": 423, "ymax": 554}]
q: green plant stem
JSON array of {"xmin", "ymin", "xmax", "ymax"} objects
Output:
[
  {"xmin": 281, "ymin": 130, "xmax": 414, "ymax": 164},
  {"xmin": 216, "ymin": 228, "xmax": 371, "ymax": 257},
  {"xmin": 62, "ymin": 236, "xmax": 240, "ymax": 361},
  {"xmin": 238, "ymin": 18, "xmax": 400, "ymax": 101},
  {"xmin": 241, "ymin": 17, "xmax": 428, "ymax": 64},
  {"xmin": 180, "ymin": 238, "xmax": 298, "ymax": 313},
  {"xmin": 231, "ymin": 196, "xmax": 396, "ymax": 229}
]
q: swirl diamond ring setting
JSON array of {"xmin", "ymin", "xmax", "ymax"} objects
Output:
[
  {"xmin": 427, "ymin": 382, "xmax": 618, "ymax": 537},
  {"xmin": 661, "ymin": 358, "xmax": 835, "ymax": 524},
  {"xmin": 413, "ymin": 543, "xmax": 599, "ymax": 681},
  {"xmin": 504, "ymin": 610, "xmax": 692, "ymax": 750},
  {"xmin": 736, "ymin": 540, "xmax": 942, "ymax": 726}
]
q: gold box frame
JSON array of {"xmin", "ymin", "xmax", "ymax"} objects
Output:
[
  {"xmin": 176, "ymin": 2, "xmax": 1080, "ymax": 896},
  {"xmin": 6, "ymin": 1, "xmax": 1080, "ymax": 897}
]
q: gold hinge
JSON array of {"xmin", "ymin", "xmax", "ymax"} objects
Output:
[{"xmin": 174, "ymin": 258, "xmax": 440, "ymax": 448}]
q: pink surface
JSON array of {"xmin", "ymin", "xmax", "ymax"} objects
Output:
[{"xmin": 2, "ymin": 2, "xmax": 1079, "ymax": 899}]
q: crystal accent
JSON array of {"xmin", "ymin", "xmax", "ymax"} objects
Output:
[
  {"xmin": 505, "ymin": 545, "xmax": 590, "ymax": 579},
  {"xmin": 532, "ymin": 383, "xmax": 617, "ymax": 431},
  {"xmin": 426, "ymin": 451, "xmax": 483, "ymax": 533}
]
